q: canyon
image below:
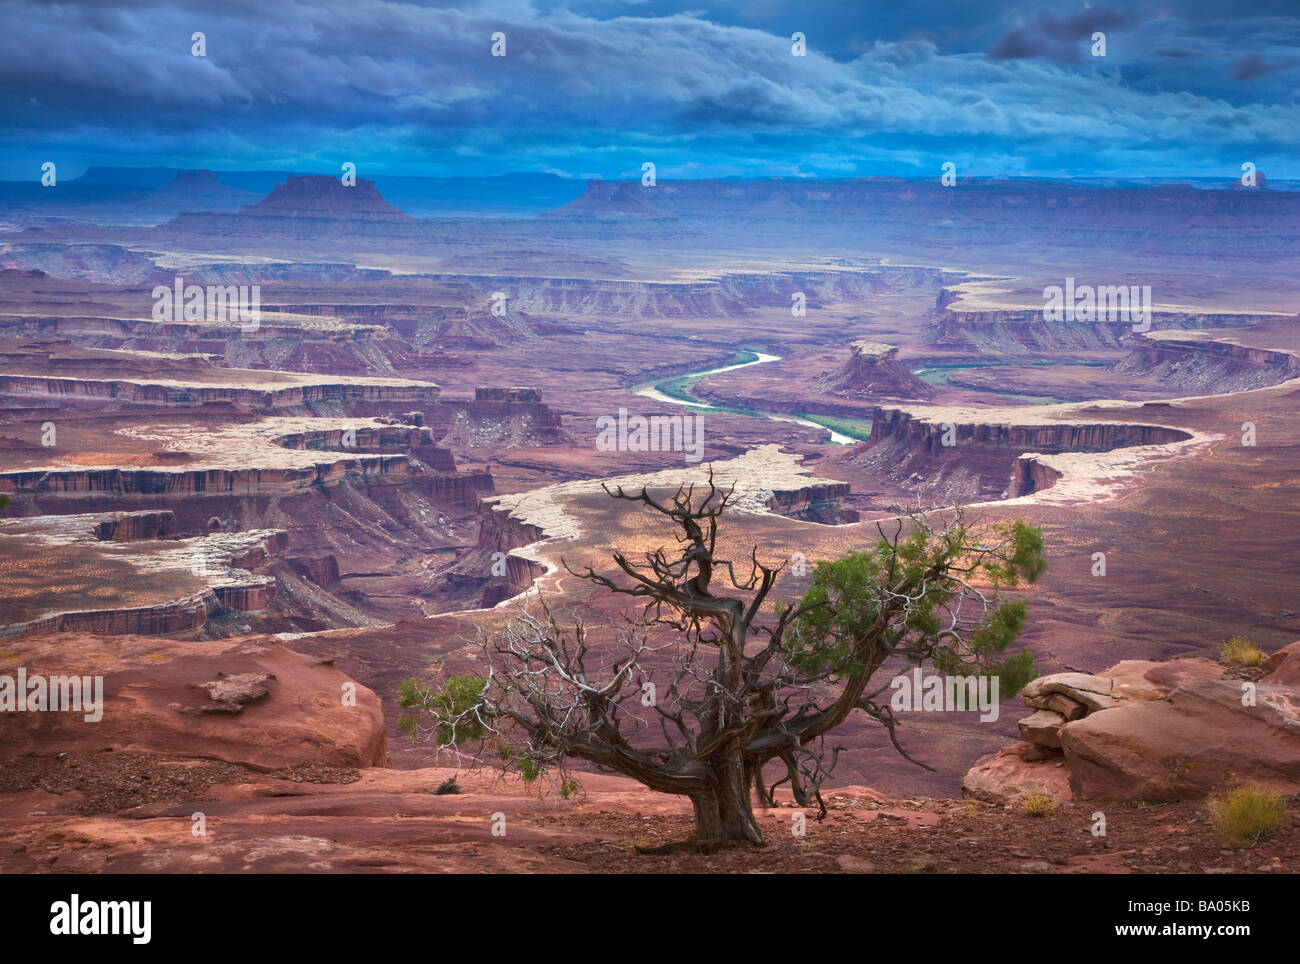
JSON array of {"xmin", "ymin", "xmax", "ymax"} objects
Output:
[{"xmin": 1, "ymin": 170, "xmax": 1298, "ymax": 873}]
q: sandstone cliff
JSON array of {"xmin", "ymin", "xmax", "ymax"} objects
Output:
[{"xmin": 1113, "ymin": 330, "xmax": 1300, "ymax": 393}]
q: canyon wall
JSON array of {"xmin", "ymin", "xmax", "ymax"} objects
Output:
[
  {"xmin": 1113, "ymin": 332, "xmax": 1300, "ymax": 393},
  {"xmin": 0, "ymin": 454, "xmax": 414, "ymax": 499},
  {"xmin": 1010, "ymin": 455, "xmax": 1065, "ymax": 498},
  {"xmin": 855, "ymin": 407, "xmax": 1193, "ymax": 502},
  {"xmin": 436, "ymin": 386, "xmax": 568, "ymax": 446},
  {"xmin": 0, "ymin": 373, "xmax": 439, "ymax": 412},
  {"xmin": 766, "ymin": 481, "xmax": 856, "ymax": 523},
  {"xmin": 933, "ymin": 287, "xmax": 1283, "ymax": 355},
  {"xmin": 94, "ymin": 509, "xmax": 177, "ymax": 540},
  {"xmin": 0, "ymin": 313, "xmax": 408, "ymax": 377},
  {"xmin": 868, "ymin": 409, "xmax": 1190, "ymax": 455}
]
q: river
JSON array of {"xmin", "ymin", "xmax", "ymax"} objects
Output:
[{"xmin": 631, "ymin": 351, "xmax": 856, "ymax": 445}]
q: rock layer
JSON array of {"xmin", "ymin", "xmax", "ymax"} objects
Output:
[{"xmin": 963, "ymin": 648, "xmax": 1300, "ymax": 803}]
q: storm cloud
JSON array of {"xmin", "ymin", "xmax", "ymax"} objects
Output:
[{"xmin": 0, "ymin": 0, "xmax": 1296, "ymax": 179}]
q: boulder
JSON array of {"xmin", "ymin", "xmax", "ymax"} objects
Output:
[
  {"xmin": 1058, "ymin": 679, "xmax": 1300, "ymax": 801},
  {"xmin": 1100, "ymin": 657, "xmax": 1223, "ymax": 700},
  {"xmin": 1021, "ymin": 672, "xmax": 1125, "ymax": 712},
  {"xmin": 1023, "ymin": 690, "xmax": 1088, "ymax": 720},
  {"xmin": 1262, "ymin": 641, "xmax": 1300, "ymax": 686},
  {"xmin": 966, "ymin": 646, "xmax": 1300, "ymax": 804},
  {"xmin": 1018, "ymin": 709, "xmax": 1067, "ymax": 748},
  {"xmin": 962, "ymin": 743, "xmax": 1073, "ymax": 805},
  {"xmin": 192, "ymin": 672, "xmax": 274, "ymax": 712},
  {"xmin": 0, "ymin": 632, "xmax": 387, "ymax": 770}
]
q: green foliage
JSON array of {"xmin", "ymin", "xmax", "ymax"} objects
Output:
[
  {"xmin": 396, "ymin": 674, "xmax": 487, "ymax": 745},
  {"xmin": 489, "ymin": 743, "xmax": 580, "ymax": 799},
  {"xmin": 786, "ymin": 517, "xmax": 1045, "ymax": 697},
  {"xmin": 434, "ymin": 776, "xmax": 460, "ymax": 795},
  {"xmin": 785, "ymin": 548, "xmax": 885, "ymax": 676},
  {"xmin": 510, "ymin": 746, "xmax": 546, "ymax": 784},
  {"xmin": 1211, "ymin": 785, "xmax": 1288, "ymax": 847},
  {"xmin": 1221, "ymin": 634, "xmax": 1265, "ymax": 667}
]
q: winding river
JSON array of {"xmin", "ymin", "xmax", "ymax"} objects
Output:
[{"xmin": 631, "ymin": 351, "xmax": 857, "ymax": 445}]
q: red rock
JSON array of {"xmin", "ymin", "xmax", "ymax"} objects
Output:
[
  {"xmin": 962, "ymin": 743, "xmax": 1073, "ymax": 804},
  {"xmin": 1058, "ymin": 679, "xmax": 1300, "ymax": 801},
  {"xmin": 0, "ymin": 633, "xmax": 387, "ymax": 770},
  {"xmin": 1018, "ymin": 709, "xmax": 1067, "ymax": 747},
  {"xmin": 1099, "ymin": 658, "xmax": 1224, "ymax": 700},
  {"xmin": 1261, "ymin": 641, "xmax": 1300, "ymax": 686},
  {"xmin": 817, "ymin": 341, "xmax": 934, "ymax": 400}
]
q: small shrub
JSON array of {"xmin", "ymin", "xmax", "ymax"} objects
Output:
[
  {"xmin": 1021, "ymin": 790, "xmax": 1056, "ymax": 817},
  {"xmin": 434, "ymin": 776, "xmax": 460, "ymax": 795},
  {"xmin": 1211, "ymin": 785, "xmax": 1288, "ymax": 847},
  {"xmin": 1221, "ymin": 635, "xmax": 1265, "ymax": 667}
]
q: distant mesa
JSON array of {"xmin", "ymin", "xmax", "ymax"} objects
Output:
[
  {"xmin": 817, "ymin": 340, "xmax": 934, "ymax": 399},
  {"xmin": 846, "ymin": 339, "xmax": 896, "ymax": 360},
  {"xmin": 475, "ymin": 387, "xmax": 544, "ymax": 403},
  {"xmin": 238, "ymin": 175, "xmax": 412, "ymax": 221},
  {"xmin": 154, "ymin": 169, "xmax": 236, "ymax": 194},
  {"xmin": 554, "ymin": 175, "xmax": 1296, "ymax": 224},
  {"xmin": 148, "ymin": 170, "xmax": 260, "ymax": 213}
]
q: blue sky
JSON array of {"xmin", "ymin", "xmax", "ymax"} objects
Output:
[{"xmin": 1, "ymin": 0, "xmax": 1297, "ymax": 181}]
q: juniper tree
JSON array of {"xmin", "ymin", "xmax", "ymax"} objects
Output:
[{"xmin": 399, "ymin": 472, "xmax": 1045, "ymax": 849}]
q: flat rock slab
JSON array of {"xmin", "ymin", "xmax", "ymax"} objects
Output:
[
  {"xmin": 0, "ymin": 633, "xmax": 385, "ymax": 770},
  {"xmin": 1060, "ymin": 679, "xmax": 1300, "ymax": 801},
  {"xmin": 1018, "ymin": 709, "xmax": 1067, "ymax": 748}
]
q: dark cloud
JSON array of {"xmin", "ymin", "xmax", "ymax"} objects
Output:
[
  {"xmin": 1229, "ymin": 53, "xmax": 1299, "ymax": 80},
  {"xmin": 0, "ymin": 0, "xmax": 1295, "ymax": 180},
  {"xmin": 989, "ymin": 8, "xmax": 1139, "ymax": 62}
]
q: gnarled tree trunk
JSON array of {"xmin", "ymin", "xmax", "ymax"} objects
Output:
[{"xmin": 688, "ymin": 752, "xmax": 765, "ymax": 847}]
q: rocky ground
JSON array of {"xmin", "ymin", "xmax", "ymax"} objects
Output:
[
  {"xmin": 0, "ymin": 628, "xmax": 1295, "ymax": 874},
  {"xmin": 1, "ymin": 757, "xmax": 1293, "ymax": 874}
]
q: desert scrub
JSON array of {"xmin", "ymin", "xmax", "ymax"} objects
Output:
[
  {"xmin": 1221, "ymin": 634, "xmax": 1265, "ymax": 667},
  {"xmin": 1211, "ymin": 785, "xmax": 1288, "ymax": 847},
  {"xmin": 434, "ymin": 776, "xmax": 460, "ymax": 795},
  {"xmin": 1021, "ymin": 790, "xmax": 1056, "ymax": 817}
]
